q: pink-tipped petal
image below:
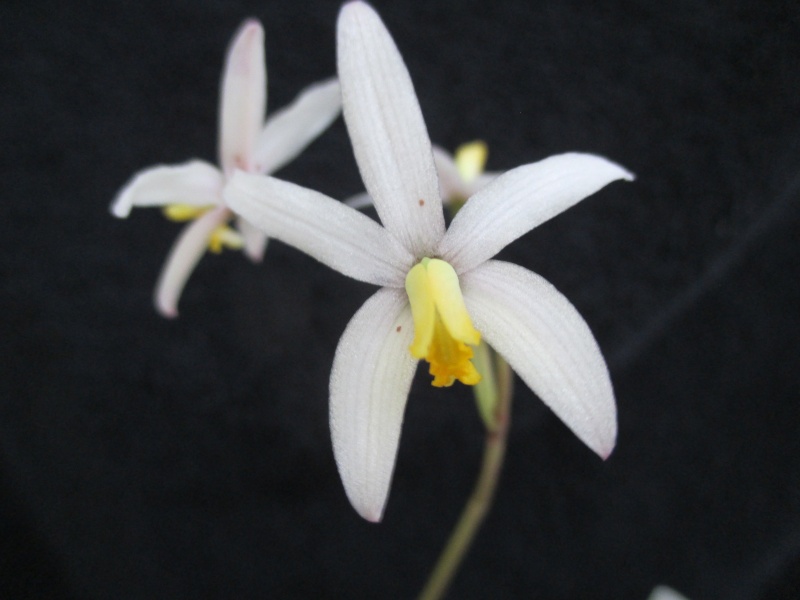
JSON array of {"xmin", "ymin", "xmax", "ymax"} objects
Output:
[
  {"xmin": 329, "ymin": 287, "xmax": 417, "ymax": 521},
  {"xmin": 110, "ymin": 160, "xmax": 223, "ymax": 218},
  {"xmin": 253, "ymin": 78, "xmax": 342, "ymax": 175},
  {"xmin": 461, "ymin": 260, "xmax": 617, "ymax": 458},
  {"xmin": 219, "ymin": 19, "xmax": 266, "ymax": 175},
  {"xmin": 154, "ymin": 205, "xmax": 231, "ymax": 318},
  {"xmin": 438, "ymin": 153, "xmax": 634, "ymax": 273},
  {"xmin": 337, "ymin": 2, "xmax": 444, "ymax": 257}
]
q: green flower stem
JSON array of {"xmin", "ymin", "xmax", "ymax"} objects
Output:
[
  {"xmin": 473, "ymin": 342, "xmax": 500, "ymax": 430},
  {"xmin": 418, "ymin": 350, "xmax": 513, "ymax": 600}
]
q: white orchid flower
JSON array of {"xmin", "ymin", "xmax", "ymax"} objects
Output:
[
  {"xmin": 432, "ymin": 140, "xmax": 501, "ymax": 204},
  {"xmin": 224, "ymin": 1, "xmax": 633, "ymax": 521},
  {"xmin": 110, "ymin": 19, "xmax": 342, "ymax": 317},
  {"xmin": 347, "ymin": 140, "xmax": 499, "ymax": 210}
]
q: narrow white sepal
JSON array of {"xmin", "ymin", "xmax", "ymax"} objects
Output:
[
  {"xmin": 236, "ymin": 216, "xmax": 269, "ymax": 262},
  {"xmin": 337, "ymin": 1, "xmax": 445, "ymax": 257},
  {"xmin": 154, "ymin": 205, "xmax": 231, "ymax": 318},
  {"xmin": 252, "ymin": 78, "xmax": 342, "ymax": 175},
  {"xmin": 219, "ymin": 19, "xmax": 266, "ymax": 175},
  {"xmin": 224, "ymin": 171, "xmax": 414, "ymax": 287},
  {"xmin": 438, "ymin": 153, "xmax": 634, "ymax": 273},
  {"xmin": 329, "ymin": 287, "xmax": 417, "ymax": 522},
  {"xmin": 461, "ymin": 260, "xmax": 617, "ymax": 458},
  {"xmin": 110, "ymin": 161, "xmax": 223, "ymax": 218}
]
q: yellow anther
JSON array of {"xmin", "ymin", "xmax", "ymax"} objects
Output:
[
  {"xmin": 405, "ymin": 258, "xmax": 481, "ymax": 387},
  {"xmin": 208, "ymin": 225, "xmax": 244, "ymax": 254},
  {"xmin": 162, "ymin": 204, "xmax": 214, "ymax": 222},
  {"xmin": 454, "ymin": 141, "xmax": 488, "ymax": 183},
  {"xmin": 162, "ymin": 205, "xmax": 242, "ymax": 254}
]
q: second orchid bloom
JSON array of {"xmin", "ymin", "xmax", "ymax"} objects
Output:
[
  {"xmin": 111, "ymin": 20, "xmax": 341, "ymax": 317},
  {"xmin": 225, "ymin": 2, "xmax": 633, "ymax": 521}
]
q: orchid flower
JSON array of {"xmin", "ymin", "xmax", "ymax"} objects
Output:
[
  {"xmin": 110, "ymin": 19, "xmax": 341, "ymax": 317},
  {"xmin": 347, "ymin": 140, "xmax": 499, "ymax": 210},
  {"xmin": 432, "ymin": 141, "xmax": 501, "ymax": 206},
  {"xmin": 224, "ymin": 1, "xmax": 633, "ymax": 521}
]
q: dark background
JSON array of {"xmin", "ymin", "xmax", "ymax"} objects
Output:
[{"xmin": 2, "ymin": 0, "xmax": 799, "ymax": 598}]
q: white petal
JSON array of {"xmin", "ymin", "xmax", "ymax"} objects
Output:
[
  {"xmin": 330, "ymin": 287, "xmax": 417, "ymax": 521},
  {"xmin": 154, "ymin": 205, "xmax": 231, "ymax": 318},
  {"xmin": 647, "ymin": 587, "xmax": 690, "ymax": 600},
  {"xmin": 252, "ymin": 78, "xmax": 342, "ymax": 175},
  {"xmin": 218, "ymin": 19, "xmax": 266, "ymax": 175},
  {"xmin": 224, "ymin": 171, "xmax": 414, "ymax": 287},
  {"xmin": 236, "ymin": 216, "xmax": 269, "ymax": 262},
  {"xmin": 438, "ymin": 153, "xmax": 634, "ymax": 273},
  {"xmin": 337, "ymin": 2, "xmax": 444, "ymax": 257},
  {"xmin": 461, "ymin": 260, "xmax": 617, "ymax": 458},
  {"xmin": 110, "ymin": 161, "xmax": 223, "ymax": 218}
]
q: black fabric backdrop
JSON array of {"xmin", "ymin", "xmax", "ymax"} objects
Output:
[{"xmin": 2, "ymin": 0, "xmax": 799, "ymax": 598}]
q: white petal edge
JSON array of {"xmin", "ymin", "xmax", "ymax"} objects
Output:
[
  {"xmin": 224, "ymin": 171, "xmax": 414, "ymax": 287},
  {"xmin": 647, "ymin": 587, "xmax": 690, "ymax": 600},
  {"xmin": 218, "ymin": 19, "xmax": 266, "ymax": 175},
  {"xmin": 461, "ymin": 260, "xmax": 617, "ymax": 458},
  {"xmin": 337, "ymin": 2, "xmax": 445, "ymax": 257},
  {"xmin": 329, "ymin": 287, "xmax": 417, "ymax": 521},
  {"xmin": 154, "ymin": 205, "xmax": 231, "ymax": 318},
  {"xmin": 110, "ymin": 161, "xmax": 223, "ymax": 218},
  {"xmin": 343, "ymin": 191, "xmax": 373, "ymax": 210},
  {"xmin": 438, "ymin": 153, "xmax": 634, "ymax": 273},
  {"xmin": 236, "ymin": 216, "xmax": 269, "ymax": 262},
  {"xmin": 252, "ymin": 78, "xmax": 342, "ymax": 175}
]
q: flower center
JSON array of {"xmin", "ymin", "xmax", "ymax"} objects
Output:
[
  {"xmin": 162, "ymin": 204, "xmax": 244, "ymax": 254},
  {"xmin": 405, "ymin": 258, "xmax": 482, "ymax": 387}
]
